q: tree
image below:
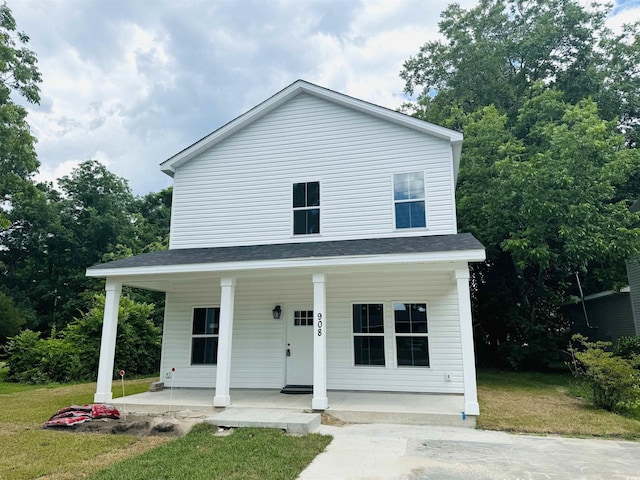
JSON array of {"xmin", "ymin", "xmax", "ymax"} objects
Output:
[
  {"xmin": 0, "ymin": 291, "xmax": 25, "ymax": 345},
  {"xmin": 401, "ymin": 0, "xmax": 640, "ymax": 145},
  {"xmin": 400, "ymin": 0, "xmax": 640, "ymax": 367},
  {"xmin": 0, "ymin": 2, "xmax": 41, "ymax": 228},
  {"xmin": 0, "ymin": 161, "xmax": 139, "ymax": 331}
]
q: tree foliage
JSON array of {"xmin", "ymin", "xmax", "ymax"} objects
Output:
[
  {"xmin": 402, "ymin": 0, "xmax": 640, "ymax": 368},
  {"xmin": 0, "ymin": 2, "xmax": 41, "ymax": 228},
  {"xmin": 0, "ymin": 291, "xmax": 25, "ymax": 345}
]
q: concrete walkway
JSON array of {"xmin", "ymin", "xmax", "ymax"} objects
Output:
[{"xmin": 299, "ymin": 423, "xmax": 640, "ymax": 480}]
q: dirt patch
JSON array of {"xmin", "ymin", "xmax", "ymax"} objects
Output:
[
  {"xmin": 321, "ymin": 412, "xmax": 348, "ymax": 426},
  {"xmin": 43, "ymin": 412, "xmax": 207, "ymax": 437}
]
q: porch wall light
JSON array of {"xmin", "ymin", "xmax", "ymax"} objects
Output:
[{"xmin": 272, "ymin": 305, "xmax": 282, "ymax": 320}]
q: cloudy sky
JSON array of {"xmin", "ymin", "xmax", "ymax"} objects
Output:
[{"xmin": 8, "ymin": 0, "xmax": 640, "ymax": 195}]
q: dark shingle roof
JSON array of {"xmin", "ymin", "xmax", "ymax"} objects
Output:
[{"xmin": 88, "ymin": 234, "xmax": 484, "ymax": 271}]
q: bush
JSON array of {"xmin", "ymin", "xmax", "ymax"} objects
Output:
[
  {"xmin": 5, "ymin": 331, "xmax": 82, "ymax": 383},
  {"xmin": 64, "ymin": 294, "xmax": 161, "ymax": 377},
  {"xmin": 567, "ymin": 334, "xmax": 640, "ymax": 411},
  {"xmin": 613, "ymin": 336, "xmax": 640, "ymax": 362},
  {"xmin": 5, "ymin": 295, "xmax": 161, "ymax": 384}
]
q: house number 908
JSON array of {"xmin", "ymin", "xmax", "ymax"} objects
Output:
[{"xmin": 317, "ymin": 313, "xmax": 323, "ymax": 336}]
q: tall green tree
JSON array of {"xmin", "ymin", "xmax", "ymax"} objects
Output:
[
  {"xmin": 0, "ymin": 2, "xmax": 41, "ymax": 228},
  {"xmin": 401, "ymin": 0, "xmax": 640, "ymax": 368},
  {"xmin": 0, "ymin": 161, "xmax": 139, "ymax": 331},
  {"xmin": 401, "ymin": 0, "xmax": 640, "ymax": 143}
]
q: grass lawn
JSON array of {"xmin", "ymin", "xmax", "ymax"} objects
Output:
[
  {"xmin": 0, "ymin": 372, "xmax": 167, "ymax": 480},
  {"xmin": 89, "ymin": 424, "xmax": 331, "ymax": 480},
  {"xmin": 477, "ymin": 369, "xmax": 640, "ymax": 439},
  {"xmin": 0, "ymin": 366, "xmax": 331, "ymax": 479}
]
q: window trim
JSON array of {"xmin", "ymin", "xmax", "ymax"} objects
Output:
[
  {"xmin": 392, "ymin": 301, "xmax": 431, "ymax": 368},
  {"xmin": 292, "ymin": 181, "xmax": 321, "ymax": 236},
  {"xmin": 351, "ymin": 303, "xmax": 386, "ymax": 367},
  {"xmin": 190, "ymin": 306, "xmax": 220, "ymax": 366},
  {"xmin": 391, "ymin": 172, "xmax": 428, "ymax": 231}
]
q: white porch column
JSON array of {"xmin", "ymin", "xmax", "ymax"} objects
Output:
[
  {"xmin": 94, "ymin": 279, "xmax": 122, "ymax": 403},
  {"xmin": 312, "ymin": 273, "xmax": 328, "ymax": 410},
  {"xmin": 455, "ymin": 267, "xmax": 480, "ymax": 416},
  {"xmin": 214, "ymin": 277, "xmax": 236, "ymax": 407}
]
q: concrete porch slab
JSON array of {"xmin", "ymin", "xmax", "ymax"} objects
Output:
[
  {"xmin": 206, "ymin": 408, "xmax": 321, "ymax": 434},
  {"xmin": 110, "ymin": 388, "xmax": 474, "ymax": 428}
]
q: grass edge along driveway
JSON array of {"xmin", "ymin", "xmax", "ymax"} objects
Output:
[{"xmin": 477, "ymin": 370, "xmax": 640, "ymax": 440}]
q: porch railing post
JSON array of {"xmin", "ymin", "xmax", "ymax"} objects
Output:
[
  {"xmin": 312, "ymin": 273, "xmax": 328, "ymax": 410},
  {"xmin": 214, "ymin": 277, "xmax": 236, "ymax": 407},
  {"xmin": 455, "ymin": 267, "xmax": 480, "ymax": 416},
  {"xmin": 94, "ymin": 279, "xmax": 122, "ymax": 403}
]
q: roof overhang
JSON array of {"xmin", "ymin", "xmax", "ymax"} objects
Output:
[
  {"xmin": 87, "ymin": 234, "xmax": 485, "ymax": 280},
  {"xmin": 160, "ymin": 80, "xmax": 464, "ymax": 178},
  {"xmin": 87, "ymin": 249, "xmax": 485, "ymax": 279}
]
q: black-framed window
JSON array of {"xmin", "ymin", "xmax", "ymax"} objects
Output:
[
  {"xmin": 353, "ymin": 304, "xmax": 385, "ymax": 366},
  {"xmin": 393, "ymin": 172, "xmax": 426, "ymax": 229},
  {"xmin": 191, "ymin": 307, "xmax": 219, "ymax": 365},
  {"xmin": 294, "ymin": 310, "xmax": 314, "ymax": 326},
  {"xmin": 394, "ymin": 303, "xmax": 429, "ymax": 367},
  {"xmin": 293, "ymin": 181, "xmax": 320, "ymax": 235}
]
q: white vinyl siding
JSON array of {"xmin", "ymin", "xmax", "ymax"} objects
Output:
[
  {"xmin": 160, "ymin": 268, "xmax": 464, "ymax": 393},
  {"xmin": 169, "ymin": 93, "xmax": 457, "ymax": 249}
]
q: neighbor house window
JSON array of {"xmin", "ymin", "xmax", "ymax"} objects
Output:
[
  {"xmin": 393, "ymin": 172, "xmax": 426, "ymax": 229},
  {"xmin": 293, "ymin": 181, "xmax": 320, "ymax": 235},
  {"xmin": 191, "ymin": 307, "xmax": 219, "ymax": 365},
  {"xmin": 353, "ymin": 304, "xmax": 385, "ymax": 366},
  {"xmin": 394, "ymin": 303, "xmax": 429, "ymax": 367}
]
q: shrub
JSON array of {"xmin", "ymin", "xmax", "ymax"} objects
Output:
[
  {"xmin": 567, "ymin": 334, "xmax": 640, "ymax": 411},
  {"xmin": 65, "ymin": 295, "xmax": 161, "ymax": 378},
  {"xmin": 5, "ymin": 331, "xmax": 82, "ymax": 383},
  {"xmin": 613, "ymin": 336, "xmax": 640, "ymax": 362},
  {"xmin": 5, "ymin": 295, "xmax": 161, "ymax": 384}
]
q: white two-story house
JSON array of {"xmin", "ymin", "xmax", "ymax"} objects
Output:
[{"xmin": 87, "ymin": 80, "xmax": 485, "ymax": 416}]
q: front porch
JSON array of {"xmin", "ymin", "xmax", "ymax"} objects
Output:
[{"xmin": 110, "ymin": 388, "xmax": 474, "ymax": 428}]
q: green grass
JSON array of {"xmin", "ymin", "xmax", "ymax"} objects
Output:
[
  {"xmin": 0, "ymin": 376, "xmax": 165, "ymax": 480},
  {"xmin": 477, "ymin": 370, "xmax": 640, "ymax": 439},
  {"xmin": 0, "ymin": 372, "xmax": 332, "ymax": 479},
  {"xmin": 89, "ymin": 424, "xmax": 332, "ymax": 480}
]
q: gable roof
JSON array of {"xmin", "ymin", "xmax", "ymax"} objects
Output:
[{"xmin": 160, "ymin": 79, "xmax": 464, "ymax": 178}]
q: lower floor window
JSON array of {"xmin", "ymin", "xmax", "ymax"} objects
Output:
[
  {"xmin": 191, "ymin": 307, "xmax": 219, "ymax": 365},
  {"xmin": 395, "ymin": 336, "xmax": 429, "ymax": 366},
  {"xmin": 353, "ymin": 304, "xmax": 385, "ymax": 366},
  {"xmin": 394, "ymin": 303, "xmax": 429, "ymax": 367}
]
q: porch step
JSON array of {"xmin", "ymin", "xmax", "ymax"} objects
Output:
[
  {"xmin": 280, "ymin": 384, "xmax": 313, "ymax": 395},
  {"xmin": 206, "ymin": 408, "xmax": 321, "ymax": 434}
]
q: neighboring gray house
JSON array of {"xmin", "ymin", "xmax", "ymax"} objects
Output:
[
  {"xmin": 568, "ymin": 200, "xmax": 640, "ymax": 342},
  {"xmin": 627, "ymin": 200, "xmax": 640, "ymax": 337},
  {"xmin": 567, "ymin": 287, "xmax": 636, "ymax": 342},
  {"xmin": 86, "ymin": 80, "xmax": 485, "ymax": 417}
]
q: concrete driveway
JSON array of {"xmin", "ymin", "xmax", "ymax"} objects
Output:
[{"xmin": 299, "ymin": 424, "xmax": 640, "ymax": 480}]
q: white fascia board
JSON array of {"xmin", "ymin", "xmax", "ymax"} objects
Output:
[
  {"xmin": 583, "ymin": 287, "xmax": 630, "ymax": 301},
  {"xmin": 86, "ymin": 248, "xmax": 486, "ymax": 279},
  {"xmin": 159, "ymin": 80, "xmax": 464, "ymax": 176}
]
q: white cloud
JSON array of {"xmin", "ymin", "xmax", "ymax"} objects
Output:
[{"xmin": 8, "ymin": 0, "xmax": 639, "ymax": 196}]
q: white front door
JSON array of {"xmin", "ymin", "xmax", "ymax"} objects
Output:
[{"xmin": 285, "ymin": 309, "xmax": 314, "ymax": 385}]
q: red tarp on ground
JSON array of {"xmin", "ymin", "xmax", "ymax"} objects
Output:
[{"xmin": 44, "ymin": 404, "xmax": 120, "ymax": 427}]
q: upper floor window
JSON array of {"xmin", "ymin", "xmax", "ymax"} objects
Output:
[
  {"xmin": 191, "ymin": 307, "xmax": 219, "ymax": 365},
  {"xmin": 393, "ymin": 172, "xmax": 426, "ymax": 229},
  {"xmin": 293, "ymin": 181, "xmax": 320, "ymax": 235}
]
